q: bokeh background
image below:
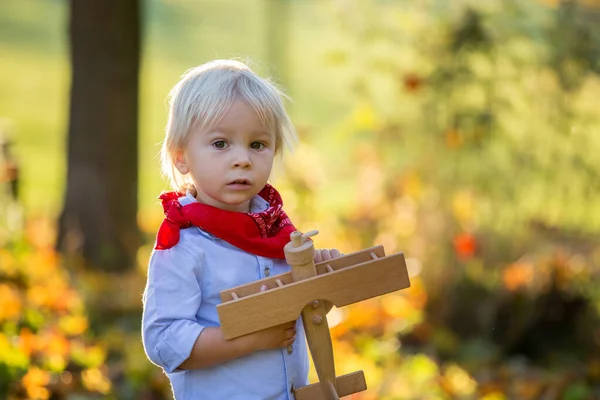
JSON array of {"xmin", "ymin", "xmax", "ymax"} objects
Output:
[{"xmin": 1, "ymin": 0, "xmax": 600, "ymax": 399}]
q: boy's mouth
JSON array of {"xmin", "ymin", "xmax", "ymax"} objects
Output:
[{"xmin": 227, "ymin": 179, "xmax": 251, "ymax": 187}]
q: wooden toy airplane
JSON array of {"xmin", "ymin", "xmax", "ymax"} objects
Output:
[{"xmin": 217, "ymin": 230, "xmax": 411, "ymax": 400}]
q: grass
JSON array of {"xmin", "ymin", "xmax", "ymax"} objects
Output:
[{"xmin": 0, "ymin": 0, "xmax": 357, "ymax": 216}]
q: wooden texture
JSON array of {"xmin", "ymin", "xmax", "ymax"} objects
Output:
[
  {"xmin": 293, "ymin": 371, "xmax": 367, "ymax": 400},
  {"xmin": 216, "ymin": 236, "xmax": 408, "ymax": 399},
  {"xmin": 301, "ymin": 301, "xmax": 337, "ymax": 398},
  {"xmin": 219, "ymin": 246, "xmax": 385, "ymax": 303},
  {"xmin": 217, "ymin": 252, "xmax": 410, "ymax": 340},
  {"xmin": 284, "ymin": 234, "xmax": 338, "ymax": 399},
  {"xmin": 284, "ymin": 231, "xmax": 317, "ymax": 268}
]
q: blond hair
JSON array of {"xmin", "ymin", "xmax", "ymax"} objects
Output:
[{"xmin": 161, "ymin": 59, "xmax": 297, "ymax": 191}]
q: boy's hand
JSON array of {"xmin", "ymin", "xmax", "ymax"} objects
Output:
[
  {"xmin": 241, "ymin": 284, "xmax": 296, "ymax": 352},
  {"xmin": 314, "ymin": 248, "xmax": 341, "ymax": 263},
  {"xmin": 313, "ymin": 249, "xmax": 341, "ymax": 315},
  {"xmin": 244, "ymin": 320, "xmax": 297, "ymax": 352}
]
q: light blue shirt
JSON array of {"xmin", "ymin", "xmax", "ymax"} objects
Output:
[{"xmin": 142, "ymin": 192, "xmax": 309, "ymax": 400}]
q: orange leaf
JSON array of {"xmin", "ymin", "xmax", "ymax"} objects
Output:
[
  {"xmin": 445, "ymin": 129, "xmax": 462, "ymax": 148},
  {"xmin": 21, "ymin": 366, "xmax": 50, "ymax": 388},
  {"xmin": 502, "ymin": 262, "xmax": 533, "ymax": 291},
  {"xmin": 403, "ymin": 73, "xmax": 423, "ymax": 93},
  {"xmin": 0, "ymin": 283, "xmax": 22, "ymax": 322},
  {"xmin": 18, "ymin": 328, "xmax": 37, "ymax": 356},
  {"xmin": 453, "ymin": 233, "xmax": 476, "ymax": 260}
]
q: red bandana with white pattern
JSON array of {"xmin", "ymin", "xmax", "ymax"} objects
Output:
[{"xmin": 155, "ymin": 184, "xmax": 296, "ymax": 259}]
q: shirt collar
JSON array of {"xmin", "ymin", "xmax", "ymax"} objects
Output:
[{"xmin": 179, "ymin": 190, "xmax": 269, "ymax": 213}]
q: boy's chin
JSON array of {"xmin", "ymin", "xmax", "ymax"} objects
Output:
[{"xmin": 219, "ymin": 197, "xmax": 253, "ymax": 212}]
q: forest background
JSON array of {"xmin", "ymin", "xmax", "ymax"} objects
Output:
[{"xmin": 1, "ymin": 0, "xmax": 600, "ymax": 399}]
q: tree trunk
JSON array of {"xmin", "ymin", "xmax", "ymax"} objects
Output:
[{"xmin": 58, "ymin": 0, "xmax": 141, "ymax": 272}]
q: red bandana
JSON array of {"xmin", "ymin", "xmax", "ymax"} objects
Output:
[{"xmin": 155, "ymin": 184, "xmax": 296, "ymax": 259}]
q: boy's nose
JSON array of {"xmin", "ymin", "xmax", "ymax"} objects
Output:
[{"xmin": 232, "ymin": 150, "xmax": 252, "ymax": 168}]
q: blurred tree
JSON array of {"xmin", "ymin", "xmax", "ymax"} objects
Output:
[
  {"xmin": 266, "ymin": 0, "xmax": 290, "ymax": 86},
  {"xmin": 57, "ymin": 0, "xmax": 141, "ymax": 272}
]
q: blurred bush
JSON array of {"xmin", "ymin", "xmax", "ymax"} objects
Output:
[
  {"xmin": 0, "ymin": 220, "xmax": 111, "ymax": 399},
  {"xmin": 280, "ymin": 0, "xmax": 600, "ymax": 398},
  {"xmin": 0, "ymin": 219, "xmax": 171, "ymax": 399},
  {"xmin": 2, "ymin": 0, "xmax": 600, "ymax": 399}
]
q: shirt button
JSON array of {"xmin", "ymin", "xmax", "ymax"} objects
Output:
[
  {"xmin": 287, "ymin": 345, "xmax": 293, "ymax": 354},
  {"xmin": 264, "ymin": 267, "xmax": 271, "ymax": 277}
]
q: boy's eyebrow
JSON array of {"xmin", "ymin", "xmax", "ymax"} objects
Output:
[
  {"xmin": 252, "ymin": 130, "xmax": 274, "ymax": 138},
  {"xmin": 207, "ymin": 127, "xmax": 273, "ymax": 137}
]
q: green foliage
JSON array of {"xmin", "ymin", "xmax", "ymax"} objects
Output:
[
  {"xmin": 2, "ymin": 0, "xmax": 600, "ymax": 399},
  {"xmin": 320, "ymin": 0, "xmax": 600, "ymax": 235}
]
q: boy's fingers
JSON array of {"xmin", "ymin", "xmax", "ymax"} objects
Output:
[
  {"xmin": 314, "ymin": 250, "xmax": 322, "ymax": 263},
  {"xmin": 314, "ymin": 248, "xmax": 342, "ymax": 262},
  {"xmin": 281, "ymin": 321, "xmax": 295, "ymax": 330},
  {"xmin": 284, "ymin": 334, "xmax": 296, "ymax": 345},
  {"xmin": 287, "ymin": 325, "xmax": 296, "ymax": 334},
  {"xmin": 260, "ymin": 285, "xmax": 268, "ymax": 292},
  {"xmin": 315, "ymin": 249, "xmax": 332, "ymax": 262}
]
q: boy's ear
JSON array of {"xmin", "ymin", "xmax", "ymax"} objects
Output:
[{"xmin": 174, "ymin": 150, "xmax": 190, "ymax": 174}]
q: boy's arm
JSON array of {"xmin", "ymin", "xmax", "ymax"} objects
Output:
[
  {"xmin": 142, "ymin": 248, "xmax": 205, "ymax": 373},
  {"xmin": 174, "ymin": 249, "xmax": 343, "ymax": 370},
  {"xmin": 179, "ymin": 295, "xmax": 297, "ymax": 370},
  {"xmin": 178, "ymin": 327, "xmax": 253, "ymax": 369}
]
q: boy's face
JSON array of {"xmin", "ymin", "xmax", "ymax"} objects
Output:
[{"xmin": 175, "ymin": 100, "xmax": 276, "ymax": 212}]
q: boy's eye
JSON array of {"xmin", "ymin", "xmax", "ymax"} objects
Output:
[
  {"xmin": 212, "ymin": 140, "xmax": 227, "ymax": 149},
  {"xmin": 250, "ymin": 142, "xmax": 265, "ymax": 150}
]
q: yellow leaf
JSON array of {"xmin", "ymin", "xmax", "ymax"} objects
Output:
[
  {"xmin": 72, "ymin": 343, "xmax": 107, "ymax": 368},
  {"xmin": 353, "ymin": 102, "xmax": 379, "ymax": 131},
  {"xmin": 59, "ymin": 315, "xmax": 89, "ymax": 336},
  {"xmin": 44, "ymin": 353, "xmax": 67, "ymax": 372},
  {"xmin": 452, "ymin": 190, "xmax": 475, "ymax": 224},
  {"xmin": 81, "ymin": 367, "xmax": 111, "ymax": 394},
  {"xmin": 381, "ymin": 294, "xmax": 412, "ymax": 319},
  {"xmin": 442, "ymin": 363, "xmax": 477, "ymax": 396}
]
